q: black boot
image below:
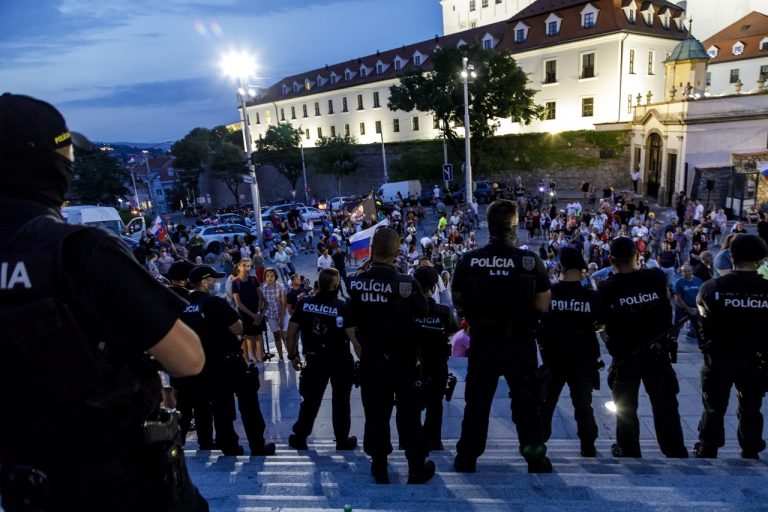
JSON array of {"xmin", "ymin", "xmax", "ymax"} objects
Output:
[
  {"xmin": 371, "ymin": 458, "xmax": 389, "ymax": 484},
  {"xmin": 527, "ymin": 456, "xmax": 553, "ymax": 473},
  {"xmin": 288, "ymin": 434, "xmax": 308, "ymax": 450},
  {"xmin": 336, "ymin": 436, "xmax": 358, "ymax": 451},
  {"xmin": 580, "ymin": 442, "xmax": 597, "ymax": 457},
  {"xmin": 407, "ymin": 460, "xmax": 436, "ymax": 484},
  {"xmin": 251, "ymin": 442, "xmax": 276, "ymax": 456},
  {"xmin": 453, "ymin": 454, "xmax": 476, "ymax": 473},
  {"xmin": 692, "ymin": 442, "xmax": 718, "ymax": 458}
]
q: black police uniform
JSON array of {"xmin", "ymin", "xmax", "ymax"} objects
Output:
[
  {"xmin": 695, "ymin": 271, "xmax": 768, "ymax": 458},
  {"xmin": 414, "ymin": 297, "xmax": 459, "ymax": 450},
  {"xmin": 289, "ymin": 291, "xmax": 355, "ymax": 445},
  {"xmin": 598, "ymin": 267, "xmax": 688, "ymax": 457},
  {"xmin": 166, "ymin": 282, "xmax": 216, "ymax": 450},
  {"xmin": 452, "ymin": 241, "xmax": 551, "ymax": 467},
  {"xmin": 538, "ymin": 281, "xmax": 602, "ymax": 452},
  {"xmin": 347, "ymin": 262, "xmax": 430, "ymax": 469},
  {"xmin": 0, "ymin": 203, "xmax": 207, "ymax": 511},
  {"xmin": 183, "ymin": 290, "xmax": 271, "ymax": 456}
]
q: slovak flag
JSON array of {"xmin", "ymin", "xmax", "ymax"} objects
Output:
[
  {"xmin": 349, "ymin": 219, "xmax": 389, "ymax": 261},
  {"xmin": 150, "ymin": 215, "xmax": 167, "ymax": 241}
]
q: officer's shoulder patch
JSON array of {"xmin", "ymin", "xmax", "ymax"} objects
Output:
[
  {"xmin": 522, "ymin": 255, "xmax": 536, "ymax": 271},
  {"xmin": 399, "ymin": 281, "xmax": 412, "ymax": 298}
]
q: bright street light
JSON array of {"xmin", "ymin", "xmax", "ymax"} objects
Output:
[
  {"xmin": 221, "ymin": 50, "xmax": 263, "ymax": 235},
  {"xmin": 461, "ymin": 57, "xmax": 476, "ymax": 205}
]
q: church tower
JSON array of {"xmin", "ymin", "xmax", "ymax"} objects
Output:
[{"xmin": 663, "ymin": 33, "xmax": 710, "ymax": 100}]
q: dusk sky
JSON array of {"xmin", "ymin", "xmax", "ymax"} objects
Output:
[{"xmin": 1, "ymin": 0, "xmax": 442, "ymax": 144}]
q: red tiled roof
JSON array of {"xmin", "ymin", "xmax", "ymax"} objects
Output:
[
  {"xmin": 702, "ymin": 11, "xmax": 768, "ymax": 64},
  {"xmin": 503, "ymin": 0, "xmax": 686, "ymax": 53},
  {"xmin": 252, "ymin": 22, "xmax": 509, "ymax": 105}
]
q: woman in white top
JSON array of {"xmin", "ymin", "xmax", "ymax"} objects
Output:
[{"xmin": 273, "ymin": 245, "xmax": 291, "ymax": 284}]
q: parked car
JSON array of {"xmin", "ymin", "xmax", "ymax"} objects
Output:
[
  {"xmin": 328, "ymin": 196, "xmax": 356, "ymax": 210},
  {"xmin": 193, "ymin": 223, "xmax": 258, "ymax": 252},
  {"xmin": 215, "ymin": 213, "xmax": 247, "ymax": 226}
]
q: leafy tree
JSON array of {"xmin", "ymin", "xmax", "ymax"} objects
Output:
[
  {"xmin": 253, "ymin": 123, "xmax": 303, "ymax": 191},
  {"xmin": 210, "ymin": 141, "xmax": 248, "ymax": 205},
  {"xmin": 171, "ymin": 127, "xmax": 211, "ymax": 204},
  {"xmin": 313, "ymin": 135, "xmax": 359, "ymax": 195},
  {"xmin": 388, "ymin": 42, "xmax": 544, "ymax": 172},
  {"xmin": 69, "ymin": 150, "xmax": 129, "ymax": 204}
]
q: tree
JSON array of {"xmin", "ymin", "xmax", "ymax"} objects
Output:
[
  {"xmin": 210, "ymin": 141, "xmax": 248, "ymax": 205},
  {"xmin": 171, "ymin": 127, "xmax": 211, "ymax": 204},
  {"xmin": 313, "ymin": 135, "xmax": 359, "ymax": 195},
  {"xmin": 69, "ymin": 150, "xmax": 129, "ymax": 204},
  {"xmin": 388, "ymin": 42, "xmax": 544, "ymax": 172},
  {"xmin": 253, "ymin": 123, "xmax": 303, "ymax": 191}
]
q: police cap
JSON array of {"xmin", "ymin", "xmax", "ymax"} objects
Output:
[
  {"xmin": 730, "ymin": 234, "xmax": 768, "ymax": 263},
  {"xmin": 166, "ymin": 259, "xmax": 196, "ymax": 281},
  {"xmin": 412, "ymin": 265, "xmax": 440, "ymax": 292},
  {"xmin": 559, "ymin": 247, "xmax": 587, "ymax": 270},
  {"xmin": 609, "ymin": 236, "xmax": 636, "ymax": 260},
  {"xmin": 189, "ymin": 265, "xmax": 226, "ymax": 283}
]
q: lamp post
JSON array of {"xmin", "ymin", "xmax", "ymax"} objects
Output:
[
  {"xmin": 461, "ymin": 57, "xmax": 476, "ymax": 205},
  {"xmin": 221, "ymin": 50, "xmax": 263, "ymax": 235}
]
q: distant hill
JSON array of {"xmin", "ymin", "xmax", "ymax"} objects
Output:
[{"xmin": 99, "ymin": 141, "xmax": 175, "ymax": 152}]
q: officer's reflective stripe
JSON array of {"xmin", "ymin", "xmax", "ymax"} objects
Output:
[
  {"xmin": 302, "ymin": 302, "xmax": 338, "ymax": 316},
  {"xmin": 550, "ymin": 299, "xmax": 592, "ymax": 312},
  {"xmin": 724, "ymin": 298, "xmax": 768, "ymax": 308},
  {"xmin": 349, "ymin": 280, "xmax": 392, "ymax": 293},
  {"xmin": 618, "ymin": 292, "xmax": 659, "ymax": 306},
  {"xmin": 0, "ymin": 261, "xmax": 32, "ymax": 289}
]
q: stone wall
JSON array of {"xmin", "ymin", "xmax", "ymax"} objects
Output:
[{"xmin": 202, "ymin": 131, "xmax": 633, "ymax": 207}]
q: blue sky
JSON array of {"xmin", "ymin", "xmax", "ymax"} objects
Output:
[{"xmin": 0, "ymin": 0, "xmax": 442, "ymax": 143}]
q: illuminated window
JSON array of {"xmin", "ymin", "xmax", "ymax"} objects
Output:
[
  {"xmin": 544, "ymin": 59, "xmax": 557, "ymax": 83},
  {"xmin": 265, "ymin": 111, "xmax": 271, "ymax": 124},
  {"xmin": 581, "ymin": 53, "xmax": 595, "ymax": 79},
  {"xmin": 545, "ymin": 102, "xmax": 556, "ymax": 120}
]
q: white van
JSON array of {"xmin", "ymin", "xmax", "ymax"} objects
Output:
[
  {"xmin": 61, "ymin": 205, "xmax": 126, "ymax": 236},
  {"xmin": 376, "ymin": 180, "xmax": 422, "ymax": 203}
]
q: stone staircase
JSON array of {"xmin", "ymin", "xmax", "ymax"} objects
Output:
[{"xmin": 186, "ymin": 439, "xmax": 768, "ymax": 511}]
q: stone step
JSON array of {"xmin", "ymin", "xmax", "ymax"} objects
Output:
[{"xmin": 185, "ymin": 440, "xmax": 768, "ymax": 511}]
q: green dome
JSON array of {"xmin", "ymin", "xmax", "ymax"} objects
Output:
[{"xmin": 665, "ymin": 37, "xmax": 710, "ymax": 62}]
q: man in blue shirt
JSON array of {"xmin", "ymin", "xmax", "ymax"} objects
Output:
[{"xmin": 672, "ymin": 264, "xmax": 702, "ymax": 343}]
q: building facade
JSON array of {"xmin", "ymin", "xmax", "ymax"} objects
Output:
[
  {"xmin": 703, "ymin": 11, "xmax": 768, "ymax": 96},
  {"xmin": 441, "ymin": 0, "xmax": 537, "ymax": 34},
  {"xmin": 244, "ymin": 0, "xmax": 688, "ymax": 149}
]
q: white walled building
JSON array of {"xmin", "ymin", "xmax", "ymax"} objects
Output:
[
  {"xmin": 244, "ymin": 0, "xmax": 689, "ymax": 148},
  {"xmin": 441, "ymin": 0, "xmax": 537, "ymax": 34},
  {"xmin": 702, "ymin": 11, "xmax": 768, "ymax": 96}
]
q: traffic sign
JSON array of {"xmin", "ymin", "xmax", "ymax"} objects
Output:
[
  {"xmin": 242, "ymin": 175, "xmax": 256, "ymax": 184},
  {"xmin": 442, "ymin": 163, "xmax": 453, "ymax": 182}
]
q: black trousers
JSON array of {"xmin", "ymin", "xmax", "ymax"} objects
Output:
[
  {"xmin": 209, "ymin": 355, "xmax": 267, "ymax": 453},
  {"xmin": 456, "ymin": 342, "xmax": 545, "ymax": 461},
  {"xmin": 540, "ymin": 365, "xmax": 598, "ymax": 445},
  {"xmin": 608, "ymin": 353, "xmax": 687, "ymax": 457},
  {"xmin": 173, "ymin": 375, "xmax": 214, "ymax": 448},
  {"xmin": 292, "ymin": 351, "xmax": 354, "ymax": 441},
  {"xmin": 360, "ymin": 355, "xmax": 429, "ymax": 465},
  {"xmin": 698, "ymin": 354, "xmax": 766, "ymax": 454},
  {"xmin": 422, "ymin": 352, "xmax": 449, "ymax": 449}
]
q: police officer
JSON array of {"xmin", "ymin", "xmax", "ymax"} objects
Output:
[
  {"xmin": 166, "ymin": 259, "xmax": 216, "ymax": 450},
  {"xmin": 285, "ymin": 268, "xmax": 360, "ymax": 451},
  {"xmin": 452, "ymin": 199, "xmax": 553, "ymax": 473},
  {"xmin": 538, "ymin": 247, "xmax": 603, "ymax": 457},
  {"xmin": 186, "ymin": 265, "xmax": 276, "ymax": 457},
  {"xmin": 598, "ymin": 237, "xmax": 688, "ymax": 458},
  {"xmin": 694, "ymin": 235, "xmax": 768, "ymax": 459},
  {"xmin": 412, "ymin": 266, "xmax": 459, "ymax": 451},
  {"xmin": 347, "ymin": 226, "xmax": 434, "ymax": 484},
  {"xmin": 0, "ymin": 93, "xmax": 208, "ymax": 510}
]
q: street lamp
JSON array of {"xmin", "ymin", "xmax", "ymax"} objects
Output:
[
  {"xmin": 461, "ymin": 57, "xmax": 476, "ymax": 205},
  {"xmin": 221, "ymin": 50, "xmax": 263, "ymax": 234}
]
